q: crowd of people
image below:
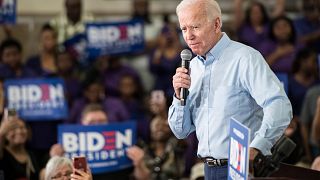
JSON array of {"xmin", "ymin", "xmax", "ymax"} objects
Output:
[{"xmin": 0, "ymin": 0, "xmax": 319, "ymax": 179}]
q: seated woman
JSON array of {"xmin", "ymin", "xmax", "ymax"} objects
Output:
[{"xmin": 0, "ymin": 113, "xmax": 39, "ymax": 179}]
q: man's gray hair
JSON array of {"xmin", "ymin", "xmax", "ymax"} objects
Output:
[
  {"xmin": 45, "ymin": 156, "xmax": 73, "ymax": 180},
  {"xmin": 176, "ymin": 0, "xmax": 222, "ymax": 22}
]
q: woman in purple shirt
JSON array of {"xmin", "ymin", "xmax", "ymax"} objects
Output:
[
  {"xmin": 233, "ymin": 1, "xmax": 269, "ymax": 49},
  {"xmin": 233, "ymin": 0, "xmax": 285, "ymax": 50},
  {"xmin": 259, "ymin": 16, "xmax": 301, "ymax": 73}
]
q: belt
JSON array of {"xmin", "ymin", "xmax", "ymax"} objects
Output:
[{"xmin": 200, "ymin": 157, "xmax": 228, "ymax": 167}]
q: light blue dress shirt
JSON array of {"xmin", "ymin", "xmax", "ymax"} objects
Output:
[{"xmin": 168, "ymin": 33, "xmax": 292, "ymax": 159}]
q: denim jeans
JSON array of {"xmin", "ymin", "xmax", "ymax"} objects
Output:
[{"xmin": 204, "ymin": 163, "xmax": 228, "ymax": 180}]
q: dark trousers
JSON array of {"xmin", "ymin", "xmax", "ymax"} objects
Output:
[{"xmin": 204, "ymin": 164, "xmax": 228, "ymax": 180}]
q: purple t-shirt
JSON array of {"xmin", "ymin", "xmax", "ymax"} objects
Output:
[
  {"xmin": 288, "ymin": 76, "xmax": 320, "ymax": 116},
  {"xmin": 103, "ymin": 65, "xmax": 141, "ymax": 97},
  {"xmin": 149, "ymin": 49, "xmax": 181, "ymax": 97},
  {"xmin": 67, "ymin": 97, "xmax": 130, "ymax": 124},
  {"xmin": 237, "ymin": 23, "xmax": 269, "ymax": 50},
  {"xmin": 0, "ymin": 63, "xmax": 36, "ymax": 79},
  {"xmin": 294, "ymin": 17, "xmax": 320, "ymax": 53},
  {"xmin": 259, "ymin": 40, "xmax": 301, "ymax": 73}
]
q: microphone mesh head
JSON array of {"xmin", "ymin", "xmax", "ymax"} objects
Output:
[{"xmin": 181, "ymin": 49, "xmax": 193, "ymax": 61}]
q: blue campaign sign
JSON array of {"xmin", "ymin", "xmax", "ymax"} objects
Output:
[
  {"xmin": 86, "ymin": 20, "xmax": 145, "ymax": 59},
  {"xmin": 63, "ymin": 33, "xmax": 89, "ymax": 66},
  {"xmin": 4, "ymin": 78, "xmax": 68, "ymax": 121},
  {"xmin": 58, "ymin": 121, "xmax": 137, "ymax": 174},
  {"xmin": 228, "ymin": 118, "xmax": 250, "ymax": 180},
  {"xmin": 0, "ymin": 0, "xmax": 16, "ymax": 24}
]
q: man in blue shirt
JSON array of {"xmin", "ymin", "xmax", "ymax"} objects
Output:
[{"xmin": 168, "ymin": 0, "xmax": 292, "ymax": 179}]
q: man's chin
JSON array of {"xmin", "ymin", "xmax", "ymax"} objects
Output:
[{"xmin": 189, "ymin": 48, "xmax": 203, "ymax": 56}]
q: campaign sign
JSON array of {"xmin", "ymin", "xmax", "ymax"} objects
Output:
[
  {"xmin": 0, "ymin": 0, "xmax": 16, "ymax": 24},
  {"xmin": 228, "ymin": 118, "xmax": 250, "ymax": 180},
  {"xmin": 63, "ymin": 33, "xmax": 89, "ymax": 66},
  {"xmin": 275, "ymin": 73, "xmax": 288, "ymax": 94},
  {"xmin": 58, "ymin": 122, "xmax": 136, "ymax": 174},
  {"xmin": 86, "ymin": 20, "xmax": 144, "ymax": 58},
  {"xmin": 4, "ymin": 78, "xmax": 68, "ymax": 120}
]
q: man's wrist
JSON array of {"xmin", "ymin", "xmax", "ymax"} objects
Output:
[{"xmin": 174, "ymin": 92, "xmax": 181, "ymax": 100}]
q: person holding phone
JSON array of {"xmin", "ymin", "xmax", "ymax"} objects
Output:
[
  {"xmin": 44, "ymin": 156, "xmax": 92, "ymax": 180},
  {"xmin": 0, "ymin": 109, "xmax": 39, "ymax": 180}
]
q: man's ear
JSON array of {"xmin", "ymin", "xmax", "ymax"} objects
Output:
[{"xmin": 214, "ymin": 17, "xmax": 222, "ymax": 33}]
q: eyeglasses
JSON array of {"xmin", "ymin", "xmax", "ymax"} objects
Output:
[{"xmin": 51, "ymin": 171, "xmax": 72, "ymax": 179}]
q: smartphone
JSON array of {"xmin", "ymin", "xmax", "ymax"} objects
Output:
[
  {"xmin": 73, "ymin": 156, "xmax": 87, "ymax": 174},
  {"xmin": 7, "ymin": 108, "xmax": 17, "ymax": 121},
  {"xmin": 3, "ymin": 108, "xmax": 16, "ymax": 121}
]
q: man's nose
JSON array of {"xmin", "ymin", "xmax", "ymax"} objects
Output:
[{"xmin": 185, "ymin": 29, "xmax": 195, "ymax": 40}]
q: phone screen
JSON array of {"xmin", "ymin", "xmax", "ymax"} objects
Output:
[
  {"xmin": 7, "ymin": 108, "xmax": 17, "ymax": 121},
  {"xmin": 73, "ymin": 156, "xmax": 87, "ymax": 174}
]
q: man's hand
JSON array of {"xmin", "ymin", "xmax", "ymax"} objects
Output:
[
  {"xmin": 49, "ymin": 143, "xmax": 65, "ymax": 157},
  {"xmin": 172, "ymin": 67, "xmax": 191, "ymax": 99},
  {"xmin": 249, "ymin": 148, "xmax": 261, "ymax": 175}
]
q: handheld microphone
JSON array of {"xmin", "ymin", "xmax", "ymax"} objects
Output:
[{"xmin": 180, "ymin": 49, "xmax": 193, "ymax": 106}]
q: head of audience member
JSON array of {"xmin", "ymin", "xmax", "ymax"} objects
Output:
[
  {"xmin": 150, "ymin": 118, "xmax": 172, "ymax": 143},
  {"xmin": 0, "ymin": 38, "xmax": 22, "ymax": 69},
  {"xmin": 93, "ymin": 55, "xmax": 109, "ymax": 74},
  {"xmin": 81, "ymin": 104, "xmax": 108, "ymax": 125},
  {"xmin": 40, "ymin": 24, "xmax": 57, "ymax": 53},
  {"xmin": 302, "ymin": 0, "xmax": 320, "ymax": 22},
  {"xmin": 119, "ymin": 74, "xmax": 143, "ymax": 100},
  {"xmin": 45, "ymin": 156, "xmax": 73, "ymax": 180},
  {"xmin": 2, "ymin": 117, "xmax": 28, "ymax": 147},
  {"xmin": 132, "ymin": 0, "xmax": 151, "ymax": 23},
  {"xmin": 269, "ymin": 16, "xmax": 296, "ymax": 44},
  {"xmin": 245, "ymin": 1, "xmax": 269, "ymax": 26},
  {"xmin": 106, "ymin": 55, "xmax": 122, "ymax": 69},
  {"xmin": 83, "ymin": 81, "xmax": 105, "ymax": 103},
  {"xmin": 56, "ymin": 48, "xmax": 75, "ymax": 75},
  {"xmin": 65, "ymin": 0, "xmax": 82, "ymax": 24},
  {"xmin": 292, "ymin": 48, "xmax": 318, "ymax": 77},
  {"xmin": 94, "ymin": 55, "xmax": 121, "ymax": 70},
  {"xmin": 158, "ymin": 24, "xmax": 181, "ymax": 48},
  {"xmin": 149, "ymin": 90, "xmax": 167, "ymax": 116},
  {"xmin": 176, "ymin": 0, "xmax": 222, "ymax": 56}
]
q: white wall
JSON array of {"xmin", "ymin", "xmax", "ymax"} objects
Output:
[{"xmin": 17, "ymin": 0, "xmax": 180, "ymax": 15}]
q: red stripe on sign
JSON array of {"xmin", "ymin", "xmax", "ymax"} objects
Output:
[
  {"xmin": 40, "ymin": 84, "xmax": 50, "ymax": 101},
  {"xmin": 103, "ymin": 131, "xmax": 115, "ymax": 136},
  {"xmin": 105, "ymin": 139, "xmax": 116, "ymax": 143},
  {"xmin": 104, "ymin": 145, "xmax": 115, "ymax": 150}
]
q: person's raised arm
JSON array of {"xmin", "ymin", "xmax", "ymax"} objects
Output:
[
  {"xmin": 0, "ymin": 116, "xmax": 19, "ymax": 158},
  {"xmin": 126, "ymin": 146, "xmax": 150, "ymax": 180},
  {"xmin": 233, "ymin": 0, "xmax": 245, "ymax": 30},
  {"xmin": 271, "ymin": 0, "xmax": 286, "ymax": 18}
]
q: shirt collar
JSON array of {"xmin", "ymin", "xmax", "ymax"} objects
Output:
[{"xmin": 196, "ymin": 32, "xmax": 231, "ymax": 62}]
